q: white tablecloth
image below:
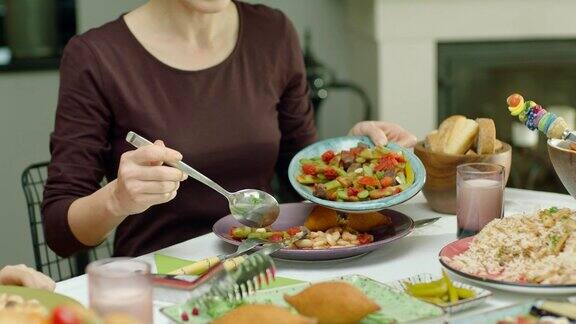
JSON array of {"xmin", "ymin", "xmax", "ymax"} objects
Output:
[{"xmin": 55, "ymin": 188, "xmax": 576, "ymax": 323}]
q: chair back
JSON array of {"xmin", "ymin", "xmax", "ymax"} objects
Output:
[{"xmin": 21, "ymin": 162, "xmax": 113, "ymax": 281}]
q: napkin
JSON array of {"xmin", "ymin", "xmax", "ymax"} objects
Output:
[{"xmin": 153, "ymin": 254, "xmax": 305, "ymax": 289}]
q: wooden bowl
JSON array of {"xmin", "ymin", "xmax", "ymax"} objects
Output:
[
  {"xmin": 413, "ymin": 141, "xmax": 512, "ymax": 214},
  {"xmin": 548, "ymin": 139, "xmax": 576, "ymax": 199}
]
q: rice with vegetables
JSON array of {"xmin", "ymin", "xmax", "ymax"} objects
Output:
[{"xmin": 444, "ymin": 207, "xmax": 576, "ymax": 284}]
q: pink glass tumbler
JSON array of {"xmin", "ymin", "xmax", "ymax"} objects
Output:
[
  {"xmin": 87, "ymin": 258, "xmax": 153, "ymax": 323},
  {"xmin": 457, "ymin": 163, "xmax": 505, "ymax": 238}
]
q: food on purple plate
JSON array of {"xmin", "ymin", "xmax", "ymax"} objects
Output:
[
  {"xmin": 228, "ymin": 226, "xmax": 304, "ymax": 244},
  {"xmin": 229, "ymin": 205, "xmax": 385, "ymax": 250},
  {"xmin": 293, "ymin": 226, "xmax": 374, "ymax": 249},
  {"xmin": 304, "ymin": 205, "xmax": 392, "ymax": 232},
  {"xmin": 229, "ymin": 225, "xmax": 374, "ymax": 249},
  {"xmin": 296, "ymin": 143, "xmax": 414, "ymax": 202},
  {"xmin": 284, "ymin": 281, "xmax": 380, "ymax": 324},
  {"xmin": 443, "ymin": 207, "xmax": 576, "ymax": 285}
]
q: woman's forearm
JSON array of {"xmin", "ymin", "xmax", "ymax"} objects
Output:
[
  {"xmin": 66, "ymin": 143, "xmax": 186, "ymax": 247},
  {"xmin": 67, "ymin": 180, "xmax": 126, "ymax": 247}
]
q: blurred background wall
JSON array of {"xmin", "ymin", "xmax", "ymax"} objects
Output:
[{"xmin": 0, "ymin": 0, "xmax": 370, "ymax": 267}]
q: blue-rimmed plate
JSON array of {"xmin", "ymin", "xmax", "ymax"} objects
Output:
[{"xmin": 288, "ymin": 136, "xmax": 426, "ymax": 213}]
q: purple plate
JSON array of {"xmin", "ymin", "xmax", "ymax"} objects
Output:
[{"xmin": 212, "ymin": 202, "xmax": 415, "ymax": 261}]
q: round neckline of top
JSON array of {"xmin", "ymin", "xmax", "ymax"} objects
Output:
[{"xmin": 119, "ymin": 1, "xmax": 244, "ymax": 75}]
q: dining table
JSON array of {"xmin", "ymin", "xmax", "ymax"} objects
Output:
[{"xmin": 55, "ymin": 188, "xmax": 576, "ymax": 323}]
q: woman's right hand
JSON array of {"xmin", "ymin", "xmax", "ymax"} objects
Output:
[{"xmin": 108, "ymin": 140, "xmax": 188, "ymax": 217}]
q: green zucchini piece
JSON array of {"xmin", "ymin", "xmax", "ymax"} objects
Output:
[
  {"xmin": 325, "ymin": 179, "xmax": 342, "ymax": 191},
  {"xmin": 359, "ymin": 149, "xmax": 374, "ymax": 159},
  {"xmin": 297, "ymin": 174, "xmax": 316, "ymax": 184},
  {"xmin": 363, "ymin": 165, "xmax": 374, "ymax": 177},
  {"xmin": 336, "ymin": 189, "xmax": 348, "ymax": 200},
  {"xmin": 357, "ymin": 190, "xmax": 370, "ymax": 199}
]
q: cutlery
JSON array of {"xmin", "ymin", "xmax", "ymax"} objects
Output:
[
  {"xmin": 414, "ymin": 217, "xmax": 441, "ymax": 228},
  {"xmin": 168, "ymin": 227, "xmax": 309, "ymax": 276},
  {"xmin": 126, "ymin": 131, "xmax": 280, "ymax": 228},
  {"xmin": 151, "ymin": 252, "xmax": 276, "ymax": 304},
  {"xmin": 189, "ymin": 252, "xmax": 276, "ymax": 304},
  {"xmin": 167, "ymin": 238, "xmax": 264, "ymax": 276},
  {"xmin": 256, "ymin": 226, "xmax": 310, "ymax": 257}
]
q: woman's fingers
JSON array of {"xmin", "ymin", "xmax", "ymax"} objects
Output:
[
  {"xmin": 147, "ymin": 140, "xmax": 166, "ymax": 167},
  {"xmin": 349, "ymin": 121, "xmax": 418, "ymax": 148},
  {"xmin": 349, "ymin": 121, "xmax": 389, "ymax": 146},
  {"xmin": 111, "ymin": 139, "xmax": 185, "ymax": 216},
  {"xmin": 134, "ymin": 165, "xmax": 187, "ymax": 181},
  {"xmin": 128, "ymin": 141, "xmax": 183, "ymax": 165},
  {"xmin": 130, "ymin": 180, "xmax": 180, "ymax": 194},
  {"xmin": 135, "ymin": 191, "xmax": 178, "ymax": 204}
]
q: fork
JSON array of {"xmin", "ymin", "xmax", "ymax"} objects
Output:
[{"xmin": 187, "ymin": 252, "xmax": 276, "ymax": 305}]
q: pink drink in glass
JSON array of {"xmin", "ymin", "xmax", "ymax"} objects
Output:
[
  {"xmin": 457, "ymin": 163, "xmax": 504, "ymax": 238},
  {"xmin": 87, "ymin": 258, "xmax": 153, "ymax": 323}
]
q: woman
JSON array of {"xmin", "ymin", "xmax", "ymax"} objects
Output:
[{"xmin": 43, "ymin": 0, "xmax": 416, "ymax": 257}]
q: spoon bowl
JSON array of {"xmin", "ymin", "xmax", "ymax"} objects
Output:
[{"xmin": 228, "ymin": 189, "xmax": 280, "ymax": 228}]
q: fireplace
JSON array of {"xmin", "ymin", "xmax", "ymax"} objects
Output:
[{"xmin": 437, "ymin": 39, "xmax": 576, "ymax": 193}]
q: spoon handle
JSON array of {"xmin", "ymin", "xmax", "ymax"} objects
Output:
[{"xmin": 126, "ymin": 131, "xmax": 231, "ymax": 198}]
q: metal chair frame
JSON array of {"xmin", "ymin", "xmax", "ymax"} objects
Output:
[{"xmin": 21, "ymin": 162, "xmax": 113, "ymax": 281}]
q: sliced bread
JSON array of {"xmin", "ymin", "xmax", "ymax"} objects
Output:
[
  {"xmin": 475, "ymin": 118, "xmax": 496, "ymax": 154},
  {"xmin": 443, "ymin": 118, "xmax": 479, "ymax": 155},
  {"xmin": 438, "ymin": 115, "xmax": 465, "ymax": 151},
  {"xmin": 425, "ymin": 130, "xmax": 443, "ymax": 152},
  {"xmin": 494, "ymin": 139, "xmax": 503, "ymax": 152}
]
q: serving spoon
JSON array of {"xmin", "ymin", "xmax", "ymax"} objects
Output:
[{"xmin": 126, "ymin": 131, "xmax": 280, "ymax": 228}]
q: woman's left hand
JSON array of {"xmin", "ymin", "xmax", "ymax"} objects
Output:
[{"xmin": 348, "ymin": 121, "xmax": 417, "ymax": 148}]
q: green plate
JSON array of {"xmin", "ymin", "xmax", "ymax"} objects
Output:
[
  {"xmin": 161, "ymin": 275, "xmax": 445, "ymax": 323},
  {"xmin": 0, "ymin": 285, "xmax": 81, "ymax": 311}
]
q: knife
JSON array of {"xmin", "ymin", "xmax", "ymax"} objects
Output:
[{"xmin": 414, "ymin": 217, "xmax": 441, "ymax": 228}]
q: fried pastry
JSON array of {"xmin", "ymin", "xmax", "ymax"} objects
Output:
[
  {"xmin": 284, "ymin": 281, "xmax": 380, "ymax": 324},
  {"xmin": 304, "ymin": 206, "xmax": 339, "ymax": 231},
  {"xmin": 347, "ymin": 212, "xmax": 392, "ymax": 232},
  {"xmin": 305, "ymin": 206, "xmax": 391, "ymax": 232},
  {"xmin": 213, "ymin": 304, "xmax": 315, "ymax": 324}
]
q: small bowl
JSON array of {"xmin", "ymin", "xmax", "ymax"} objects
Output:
[
  {"xmin": 387, "ymin": 273, "xmax": 492, "ymax": 314},
  {"xmin": 288, "ymin": 136, "xmax": 426, "ymax": 213},
  {"xmin": 413, "ymin": 141, "xmax": 512, "ymax": 214},
  {"xmin": 548, "ymin": 139, "xmax": 576, "ymax": 199}
]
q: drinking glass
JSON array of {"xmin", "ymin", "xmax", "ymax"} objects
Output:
[
  {"xmin": 87, "ymin": 258, "xmax": 153, "ymax": 323},
  {"xmin": 456, "ymin": 163, "xmax": 505, "ymax": 238}
]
